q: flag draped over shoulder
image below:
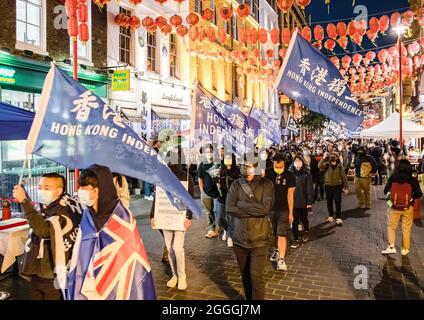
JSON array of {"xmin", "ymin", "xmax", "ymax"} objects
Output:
[
  {"xmin": 25, "ymin": 65, "xmax": 201, "ymax": 218},
  {"xmin": 275, "ymin": 31, "xmax": 363, "ymax": 132},
  {"xmin": 67, "ymin": 202, "xmax": 156, "ymax": 300}
]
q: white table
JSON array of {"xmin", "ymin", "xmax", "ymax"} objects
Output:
[{"xmin": 0, "ymin": 222, "xmax": 29, "ymax": 273}]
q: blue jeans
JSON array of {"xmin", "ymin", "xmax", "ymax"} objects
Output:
[
  {"xmin": 215, "ymin": 201, "xmax": 225, "ymax": 231},
  {"xmin": 144, "ymin": 182, "xmax": 151, "ymax": 197}
]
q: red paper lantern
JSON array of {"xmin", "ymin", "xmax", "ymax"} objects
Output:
[
  {"xmin": 365, "ymin": 51, "xmax": 376, "ymax": 61},
  {"xmin": 202, "ymin": 8, "xmax": 214, "ymax": 21},
  {"xmin": 170, "ymin": 15, "xmax": 182, "ymax": 27},
  {"xmin": 238, "ymin": 28, "xmax": 248, "ymax": 43},
  {"xmin": 277, "ymin": 0, "xmax": 293, "ymax": 12},
  {"xmin": 189, "ymin": 26, "xmax": 198, "ymax": 41},
  {"xmin": 115, "ymin": 13, "xmax": 125, "ymax": 26},
  {"xmin": 368, "ymin": 17, "xmax": 379, "ymax": 34},
  {"xmin": 65, "ymin": 0, "xmax": 77, "ymax": 17},
  {"xmin": 336, "ymin": 22, "xmax": 347, "ymax": 37},
  {"xmin": 347, "ymin": 20, "xmax": 357, "ymax": 38},
  {"xmin": 367, "ymin": 30, "xmax": 377, "ymax": 43},
  {"xmin": 337, "ymin": 36, "xmax": 348, "ymax": 50},
  {"xmin": 186, "ymin": 13, "xmax": 200, "ymax": 26},
  {"xmin": 282, "ymin": 28, "xmax": 291, "ymax": 46},
  {"xmin": 352, "ymin": 53, "xmax": 362, "ymax": 66},
  {"xmin": 401, "ymin": 10, "xmax": 414, "ymax": 27},
  {"xmin": 266, "ymin": 49, "xmax": 274, "ymax": 59},
  {"xmin": 130, "ymin": 16, "xmax": 141, "ymax": 30},
  {"xmin": 312, "ymin": 42, "xmax": 322, "ymax": 50},
  {"xmin": 274, "ymin": 60, "xmax": 281, "ymax": 67},
  {"xmin": 326, "ymin": 23, "xmax": 337, "ymax": 40},
  {"xmin": 270, "ymin": 28, "xmax": 279, "ymax": 44},
  {"xmin": 78, "ymin": 3, "xmax": 88, "ymax": 23},
  {"xmin": 237, "ymin": 4, "xmax": 251, "ymax": 19},
  {"xmin": 129, "ymin": 0, "xmax": 142, "ymax": 4},
  {"xmin": 142, "ymin": 17, "xmax": 154, "ymax": 28},
  {"xmin": 314, "ymin": 25, "xmax": 324, "ymax": 42},
  {"xmin": 67, "ymin": 16, "xmax": 78, "ymax": 38},
  {"xmin": 219, "ymin": 7, "xmax": 232, "ymax": 21},
  {"xmin": 253, "ymin": 49, "xmax": 260, "ymax": 58},
  {"xmin": 295, "ymin": 0, "xmax": 311, "ymax": 10},
  {"xmin": 206, "ymin": 27, "xmax": 216, "ymax": 42},
  {"xmin": 197, "ymin": 27, "xmax": 206, "ymax": 42},
  {"xmin": 279, "ymin": 48, "xmax": 287, "ymax": 58},
  {"xmin": 259, "ymin": 28, "xmax": 268, "ymax": 44},
  {"xmin": 121, "ymin": 16, "xmax": 131, "ymax": 28},
  {"xmin": 379, "ymin": 15, "xmax": 389, "ymax": 34},
  {"xmin": 356, "ymin": 19, "xmax": 367, "ymax": 37},
  {"xmin": 301, "ymin": 27, "xmax": 311, "ymax": 42},
  {"xmin": 248, "ymin": 28, "xmax": 257, "ymax": 44},
  {"xmin": 79, "ymin": 22, "xmax": 89, "ymax": 42},
  {"xmin": 155, "ymin": 0, "xmax": 167, "ymax": 4},
  {"xmin": 362, "ymin": 58, "xmax": 370, "ymax": 67},
  {"xmin": 161, "ymin": 24, "xmax": 172, "ymax": 35},
  {"xmin": 324, "ymin": 39, "xmax": 335, "ymax": 51},
  {"xmin": 390, "ymin": 12, "xmax": 401, "ymax": 27},
  {"xmin": 241, "ymin": 49, "xmax": 249, "ymax": 61},
  {"xmin": 155, "ymin": 16, "xmax": 167, "ymax": 28},
  {"xmin": 176, "ymin": 25, "xmax": 188, "ymax": 37},
  {"xmin": 352, "ymin": 34, "xmax": 363, "ymax": 46},
  {"xmin": 330, "ymin": 56, "xmax": 339, "ymax": 68},
  {"xmin": 147, "ymin": 25, "xmax": 157, "ymax": 33},
  {"xmin": 342, "ymin": 55, "xmax": 351, "ymax": 66},
  {"xmin": 217, "ymin": 27, "xmax": 227, "ymax": 43}
]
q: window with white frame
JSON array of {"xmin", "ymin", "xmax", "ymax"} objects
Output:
[
  {"xmin": 119, "ymin": 7, "xmax": 132, "ymax": 65},
  {"xmin": 147, "ymin": 31, "xmax": 157, "ymax": 72},
  {"xmin": 70, "ymin": 0, "xmax": 92, "ymax": 62},
  {"xmin": 250, "ymin": 0, "xmax": 259, "ymax": 21},
  {"xmin": 169, "ymin": 33, "xmax": 177, "ymax": 78},
  {"xmin": 16, "ymin": 0, "xmax": 45, "ymax": 51}
]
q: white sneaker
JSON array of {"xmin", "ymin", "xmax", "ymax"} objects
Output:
[
  {"xmin": 277, "ymin": 258, "xmax": 288, "ymax": 271},
  {"xmin": 166, "ymin": 276, "xmax": 178, "ymax": 288},
  {"xmin": 205, "ymin": 230, "xmax": 219, "ymax": 238},
  {"xmin": 298, "ymin": 224, "xmax": 303, "ymax": 231},
  {"xmin": 401, "ymin": 248, "xmax": 410, "ymax": 256},
  {"xmin": 0, "ymin": 291, "xmax": 10, "ymax": 300},
  {"xmin": 327, "ymin": 216, "xmax": 335, "ymax": 223},
  {"xmin": 381, "ymin": 246, "xmax": 397, "ymax": 255},
  {"xmin": 178, "ymin": 276, "xmax": 187, "ymax": 290},
  {"xmin": 221, "ymin": 230, "xmax": 227, "ymax": 241},
  {"xmin": 336, "ymin": 218, "xmax": 343, "ymax": 226},
  {"xmin": 269, "ymin": 250, "xmax": 279, "ymax": 262},
  {"xmin": 227, "ymin": 237, "xmax": 233, "ymax": 248}
]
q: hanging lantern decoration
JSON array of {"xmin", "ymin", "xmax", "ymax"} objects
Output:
[
  {"xmin": 401, "ymin": 10, "xmax": 414, "ymax": 27},
  {"xmin": 155, "ymin": 0, "xmax": 167, "ymax": 4},
  {"xmin": 170, "ymin": 15, "xmax": 182, "ymax": 27},
  {"xmin": 279, "ymin": 48, "xmax": 287, "ymax": 58},
  {"xmin": 253, "ymin": 48, "xmax": 260, "ymax": 58},
  {"xmin": 352, "ymin": 34, "xmax": 363, "ymax": 47},
  {"xmin": 378, "ymin": 15, "xmax": 389, "ymax": 34},
  {"xmin": 259, "ymin": 28, "xmax": 268, "ymax": 44},
  {"xmin": 270, "ymin": 28, "xmax": 279, "ymax": 45},
  {"xmin": 65, "ymin": 0, "xmax": 78, "ymax": 17},
  {"xmin": 122, "ymin": 15, "xmax": 131, "ymax": 28},
  {"xmin": 336, "ymin": 22, "xmax": 347, "ymax": 37},
  {"xmin": 241, "ymin": 49, "xmax": 249, "ymax": 61},
  {"xmin": 347, "ymin": 20, "xmax": 357, "ymax": 38},
  {"xmin": 147, "ymin": 25, "xmax": 157, "ymax": 33},
  {"xmin": 312, "ymin": 42, "xmax": 322, "ymax": 50},
  {"xmin": 260, "ymin": 59, "xmax": 267, "ymax": 67},
  {"xmin": 186, "ymin": 13, "xmax": 200, "ymax": 26},
  {"xmin": 324, "ymin": 39, "xmax": 336, "ymax": 51},
  {"xmin": 367, "ymin": 31, "xmax": 377, "ymax": 43},
  {"xmin": 355, "ymin": 19, "xmax": 367, "ymax": 37},
  {"xmin": 79, "ymin": 22, "xmax": 89, "ymax": 43},
  {"xmin": 362, "ymin": 57, "xmax": 370, "ymax": 67},
  {"xmin": 301, "ymin": 27, "xmax": 312, "ymax": 42},
  {"xmin": 142, "ymin": 17, "xmax": 154, "ymax": 28},
  {"xmin": 202, "ymin": 8, "xmax": 214, "ymax": 21},
  {"xmin": 189, "ymin": 26, "xmax": 198, "ymax": 41},
  {"xmin": 206, "ymin": 27, "xmax": 216, "ymax": 42},
  {"xmin": 129, "ymin": 0, "xmax": 142, "ymax": 4},
  {"xmin": 219, "ymin": 7, "xmax": 233, "ymax": 21},
  {"xmin": 237, "ymin": 4, "xmax": 251, "ymax": 19},
  {"xmin": 352, "ymin": 53, "xmax": 362, "ymax": 67},
  {"xmin": 337, "ymin": 36, "xmax": 348, "ymax": 50},
  {"xmin": 277, "ymin": 0, "xmax": 293, "ymax": 13},
  {"xmin": 129, "ymin": 16, "xmax": 141, "ymax": 30},
  {"xmin": 248, "ymin": 28, "xmax": 258, "ymax": 44},
  {"xmin": 266, "ymin": 49, "xmax": 274, "ymax": 59},
  {"xmin": 365, "ymin": 51, "xmax": 376, "ymax": 61},
  {"xmin": 282, "ymin": 28, "xmax": 291, "ymax": 47},
  {"xmin": 238, "ymin": 28, "xmax": 248, "ymax": 43},
  {"xmin": 274, "ymin": 60, "xmax": 281, "ymax": 67},
  {"xmin": 326, "ymin": 23, "xmax": 337, "ymax": 40},
  {"xmin": 390, "ymin": 12, "xmax": 401, "ymax": 27},
  {"xmin": 155, "ymin": 16, "xmax": 167, "ymax": 28},
  {"xmin": 68, "ymin": 16, "xmax": 79, "ymax": 39},
  {"xmin": 368, "ymin": 17, "xmax": 379, "ymax": 34},
  {"xmin": 78, "ymin": 3, "xmax": 88, "ymax": 23},
  {"xmin": 330, "ymin": 56, "xmax": 339, "ymax": 68},
  {"xmin": 313, "ymin": 25, "xmax": 324, "ymax": 43},
  {"xmin": 176, "ymin": 25, "xmax": 188, "ymax": 37},
  {"xmin": 161, "ymin": 24, "xmax": 172, "ymax": 35},
  {"xmin": 115, "ymin": 13, "xmax": 125, "ymax": 26},
  {"xmin": 295, "ymin": 0, "xmax": 311, "ymax": 10},
  {"xmin": 217, "ymin": 27, "xmax": 227, "ymax": 44},
  {"xmin": 197, "ymin": 27, "xmax": 206, "ymax": 42},
  {"xmin": 342, "ymin": 55, "xmax": 351, "ymax": 67},
  {"xmin": 248, "ymin": 58, "xmax": 256, "ymax": 67}
]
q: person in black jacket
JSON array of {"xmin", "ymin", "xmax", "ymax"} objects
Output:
[
  {"xmin": 289, "ymin": 155, "xmax": 314, "ymax": 248},
  {"xmin": 370, "ymin": 141, "xmax": 384, "ymax": 186},
  {"xmin": 13, "ymin": 173, "xmax": 82, "ymax": 300},
  {"xmin": 381, "ymin": 160, "xmax": 423, "ymax": 256},
  {"xmin": 226, "ymin": 160, "xmax": 274, "ymax": 300}
]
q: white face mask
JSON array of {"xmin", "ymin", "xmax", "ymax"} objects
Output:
[
  {"xmin": 78, "ymin": 189, "xmax": 97, "ymax": 207},
  {"xmin": 38, "ymin": 189, "xmax": 55, "ymax": 206}
]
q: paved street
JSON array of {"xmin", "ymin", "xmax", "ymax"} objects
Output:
[{"xmin": 2, "ymin": 183, "xmax": 424, "ymax": 300}]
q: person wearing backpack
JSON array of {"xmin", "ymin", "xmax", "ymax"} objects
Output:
[
  {"xmin": 351, "ymin": 146, "xmax": 378, "ymax": 209},
  {"xmin": 382, "ymin": 160, "xmax": 423, "ymax": 256}
]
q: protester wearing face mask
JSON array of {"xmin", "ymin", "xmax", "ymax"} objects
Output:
[
  {"xmin": 226, "ymin": 159, "xmax": 274, "ymax": 300},
  {"xmin": 302, "ymin": 147, "xmax": 312, "ymax": 167},
  {"xmin": 289, "ymin": 156, "xmax": 314, "ymax": 248},
  {"xmin": 13, "ymin": 173, "xmax": 82, "ymax": 300},
  {"xmin": 319, "ymin": 151, "xmax": 349, "ymax": 226},
  {"xmin": 259, "ymin": 148, "xmax": 272, "ymax": 177},
  {"xmin": 197, "ymin": 145, "xmax": 221, "ymax": 238},
  {"xmin": 265, "ymin": 153, "xmax": 296, "ymax": 272},
  {"xmin": 311, "ymin": 146, "xmax": 325, "ymax": 202}
]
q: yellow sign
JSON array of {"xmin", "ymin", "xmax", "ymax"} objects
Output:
[{"xmin": 112, "ymin": 69, "xmax": 130, "ymax": 91}]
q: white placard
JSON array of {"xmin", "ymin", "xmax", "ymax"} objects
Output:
[{"xmin": 153, "ymin": 181, "xmax": 187, "ymax": 231}]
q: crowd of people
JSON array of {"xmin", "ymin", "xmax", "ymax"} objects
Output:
[{"xmin": 9, "ymin": 137, "xmax": 424, "ymax": 300}]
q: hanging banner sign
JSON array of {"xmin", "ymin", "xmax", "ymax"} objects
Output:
[{"xmin": 112, "ymin": 69, "xmax": 130, "ymax": 91}]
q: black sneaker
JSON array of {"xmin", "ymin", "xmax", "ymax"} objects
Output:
[
  {"xmin": 303, "ymin": 231, "xmax": 309, "ymax": 242},
  {"xmin": 291, "ymin": 240, "xmax": 300, "ymax": 249}
]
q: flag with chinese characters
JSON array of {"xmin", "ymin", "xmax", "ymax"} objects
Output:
[
  {"xmin": 275, "ymin": 31, "xmax": 363, "ymax": 132},
  {"xmin": 193, "ymin": 84, "xmax": 260, "ymax": 158},
  {"xmin": 67, "ymin": 202, "xmax": 156, "ymax": 300},
  {"xmin": 25, "ymin": 65, "xmax": 201, "ymax": 218},
  {"xmin": 249, "ymin": 106, "xmax": 281, "ymax": 144}
]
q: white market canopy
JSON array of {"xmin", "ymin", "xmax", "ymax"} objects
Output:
[{"xmin": 360, "ymin": 112, "xmax": 424, "ymax": 139}]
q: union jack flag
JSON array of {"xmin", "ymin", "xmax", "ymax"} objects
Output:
[{"xmin": 67, "ymin": 202, "xmax": 156, "ymax": 300}]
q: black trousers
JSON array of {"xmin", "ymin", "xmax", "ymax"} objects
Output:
[
  {"xmin": 325, "ymin": 185, "xmax": 342, "ymax": 219},
  {"xmin": 314, "ymin": 175, "xmax": 325, "ymax": 200},
  {"xmin": 30, "ymin": 276, "xmax": 62, "ymax": 300},
  {"xmin": 374, "ymin": 164, "xmax": 383, "ymax": 185},
  {"xmin": 293, "ymin": 208, "xmax": 309, "ymax": 240},
  {"xmin": 233, "ymin": 245, "xmax": 267, "ymax": 300}
]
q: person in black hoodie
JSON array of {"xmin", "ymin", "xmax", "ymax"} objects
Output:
[
  {"xmin": 381, "ymin": 159, "xmax": 422, "ymax": 256},
  {"xmin": 13, "ymin": 173, "xmax": 82, "ymax": 300},
  {"xmin": 289, "ymin": 155, "xmax": 314, "ymax": 248}
]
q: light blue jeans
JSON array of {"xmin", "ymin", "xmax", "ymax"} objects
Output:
[{"xmin": 163, "ymin": 230, "xmax": 186, "ymax": 278}]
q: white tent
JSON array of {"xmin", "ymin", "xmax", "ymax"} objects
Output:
[{"xmin": 360, "ymin": 112, "xmax": 424, "ymax": 138}]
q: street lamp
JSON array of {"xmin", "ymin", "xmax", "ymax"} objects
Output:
[{"xmin": 393, "ymin": 25, "xmax": 408, "ymax": 150}]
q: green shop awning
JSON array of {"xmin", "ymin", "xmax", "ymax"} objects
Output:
[{"xmin": 0, "ymin": 52, "xmax": 109, "ymax": 97}]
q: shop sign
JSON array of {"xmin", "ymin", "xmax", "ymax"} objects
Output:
[
  {"xmin": 112, "ymin": 69, "xmax": 130, "ymax": 91},
  {"xmin": 0, "ymin": 67, "xmax": 16, "ymax": 84},
  {"xmin": 150, "ymin": 84, "xmax": 190, "ymax": 109}
]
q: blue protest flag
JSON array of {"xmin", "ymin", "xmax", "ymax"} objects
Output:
[
  {"xmin": 25, "ymin": 65, "xmax": 201, "ymax": 218},
  {"xmin": 275, "ymin": 31, "xmax": 363, "ymax": 132},
  {"xmin": 249, "ymin": 106, "xmax": 281, "ymax": 144}
]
